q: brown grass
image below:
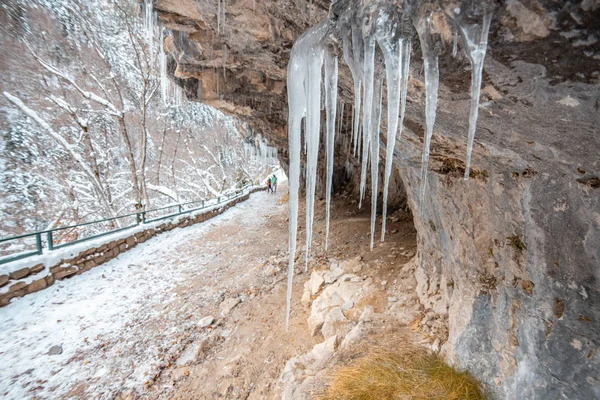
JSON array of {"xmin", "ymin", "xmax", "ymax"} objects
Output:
[
  {"xmin": 321, "ymin": 347, "xmax": 486, "ymax": 400},
  {"xmin": 278, "ymin": 192, "xmax": 290, "ymax": 204}
]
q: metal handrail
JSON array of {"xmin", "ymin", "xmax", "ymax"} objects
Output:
[{"xmin": 0, "ymin": 184, "xmax": 255, "ymax": 266}]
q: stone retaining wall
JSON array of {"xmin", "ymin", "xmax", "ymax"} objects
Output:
[{"xmin": 0, "ymin": 189, "xmax": 262, "ymax": 307}]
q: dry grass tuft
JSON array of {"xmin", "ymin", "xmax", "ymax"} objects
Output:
[{"xmin": 321, "ymin": 347, "xmax": 486, "ymax": 400}]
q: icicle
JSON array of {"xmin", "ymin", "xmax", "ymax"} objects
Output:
[
  {"xmin": 159, "ymin": 29, "xmax": 171, "ymax": 105},
  {"xmin": 304, "ymin": 49, "xmax": 324, "ymax": 269},
  {"xmin": 337, "ymin": 102, "xmax": 345, "ymax": 139},
  {"xmin": 452, "ymin": 30, "xmax": 458, "ymax": 57},
  {"xmin": 216, "ymin": 67, "xmax": 220, "ymax": 100},
  {"xmin": 378, "ymin": 33, "xmax": 402, "ymax": 242},
  {"xmin": 348, "ymin": 104, "xmax": 355, "ymax": 156},
  {"xmin": 359, "ymin": 36, "xmax": 375, "ymax": 209},
  {"xmin": 285, "ymin": 19, "xmax": 330, "ymax": 330},
  {"xmin": 217, "ymin": 0, "xmax": 221, "ymax": 34},
  {"xmin": 352, "ymin": 27, "xmax": 364, "ymax": 157},
  {"xmin": 369, "ymin": 77, "xmax": 383, "ymax": 250},
  {"xmin": 453, "ymin": 9, "xmax": 493, "ymax": 180},
  {"xmin": 415, "ymin": 14, "xmax": 440, "ymax": 216},
  {"xmin": 342, "ymin": 30, "xmax": 363, "ymax": 159},
  {"xmin": 144, "ymin": 0, "xmax": 155, "ymax": 62},
  {"xmin": 222, "ymin": 0, "xmax": 226, "ymax": 36},
  {"xmin": 399, "ymin": 41, "xmax": 411, "ymax": 141},
  {"xmin": 324, "ymin": 51, "xmax": 338, "ymax": 251},
  {"xmin": 381, "ymin": 39, "xmax": 411, "ymax": 241}
]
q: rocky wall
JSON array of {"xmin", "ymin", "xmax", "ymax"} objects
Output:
[
  {"xmin": 392, "ymin": 59, "xmax": 600, "ymax": 398},
  {"xmin": 155, "ymin": 0, "xmax": 599, "ymax": 397}
]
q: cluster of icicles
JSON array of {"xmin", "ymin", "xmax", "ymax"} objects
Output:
[
  {"xmin": 244, "ymin": 136, "xmax": 279, "ymax": 166},
  {"xmin": 285, "ymin": 0, "xmax": 494, "ymax": 328},
  {"xmin": 144, "ymin": 0, "xmax": 186, "ymax": 107}
]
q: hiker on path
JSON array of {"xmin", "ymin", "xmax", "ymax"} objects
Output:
[
  {"xmin": 266, "ymin": 176, "xmax": 272, "ymax": 193},
  {"xmin": 271, "ymin": 174, "xmax": 278, "ymax": 193}
]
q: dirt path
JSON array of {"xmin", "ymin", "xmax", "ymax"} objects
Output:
[
  {"xmin": 0, "ymin": 182, "xmax": 308, "ymax": 399},
  {"xmin": 0, "ymin": 179, "xmax": 420, "ymax": 400}
]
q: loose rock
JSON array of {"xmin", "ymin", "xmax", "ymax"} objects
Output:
[
  {"xmin": 310, "ymin": 270, "xmax": 325, "ymax": 295},
  {"xmin": 199, "ymin": 316, "xmax": 215, "ymax": 328},
  {"xmin": 48, "ymin": 345, "xmax": 63, "ymax": 355}
]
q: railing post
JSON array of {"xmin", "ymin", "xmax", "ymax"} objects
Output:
[
  {"xmin": 178, "ymin": 205, "xmax": 183, "ymax": 214},
  {"xmin": 36, "ymin": 233, "xmax": 43, "ymax": 254},
  {"xmin": 142, "ymin": 211, "xmax": 146, "ymax": 224},
  {"xmin": 47, "ymin": 231, "xmax": 54, "ymax": 251}
]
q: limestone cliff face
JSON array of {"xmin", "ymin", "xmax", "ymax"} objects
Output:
[{"xmin": 156, "ymin": 0, "xmax": 599, "ymax": 398}]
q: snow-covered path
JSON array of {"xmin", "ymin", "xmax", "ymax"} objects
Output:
[{"xmin": 0, "ymin": 187, "xmax": 283, "ymax": 399}]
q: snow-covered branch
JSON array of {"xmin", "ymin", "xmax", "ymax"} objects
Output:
[
  {"xmin": 147, "ymin": 184, "xmax": 179, "ymax": 202},
  {"xmin": 3, "ymin": 91, "xmax": 118, "ymax": 225},
  {"xmin": 26, "ymin": 44, "xmax": 123, "ymax": 117}
]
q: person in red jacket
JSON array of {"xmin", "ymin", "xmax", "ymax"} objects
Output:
[{"xmin": 266, "ymin": 177, "xmax": 272, "ymax": 193}]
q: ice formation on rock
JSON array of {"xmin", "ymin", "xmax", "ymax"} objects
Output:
[
  {"xmin": 159, "ymin": 28, "xmax": 171, "ymax": 104},
  {"xmin": 369, "ymin": 77, "xmax": 383, "ymax": 250},
  {"xmin": 244, "ymin": 135, "xmax": 278, "ymax": 167},
  {"xmin": 144, "ymin": 0, "xmax": 155, "ymax": 61},
  {"xmin": 382, "ymin": 39, "xmax": 411, "ymax": 241},
  {"xmin": 358, "ymin": 36, "xmax": 376, "ymax": 210},
  {"xmin": 324, "ymin": 51, "xmax": 338, "ymax": 250},
  {"xmin": 414, "ymin": 13, "xmax": 440, "ymax": 216},
  {"xmin": 285, "ymin": 19, "xmax": 331, "ymax": 328},
  {"xmin": 284, "ymin": 0, "xmax": 494, "ymax": 327},
  {"xmin": 342, "ymin": 28, "xmax": 363, "ymax": 157},
  {"xmin": 450, "ymin": 7, "xmax": 493, "ymax": 180}
]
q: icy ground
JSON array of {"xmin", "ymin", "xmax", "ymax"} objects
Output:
[{"xmin": 0, "ymin": 187, "xmax": 282, "ymax": 399}]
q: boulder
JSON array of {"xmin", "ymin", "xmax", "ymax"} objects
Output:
[
  {"xmin": 340, "ymin": 307, "xmax": 374, "ymax": 350},
  {"xmin": 310, "ymin": 335, "xmax": 339, "ymax": 364},
  {"xmin": 321, "ymin": 307, "xmax": 351, "ymax": 339},
  {"xmin": 341, "ymin": 300, "xmax": 354, "ymax": 311},
  {"xmin": 0, "ymin": 275, "xmax": 8, "ymax": 288},
  {"xmin": 307, "ymin": 278, "xmax": 365, "ymax": 337},
  {"xmin": 323, "ymin": 264, "xmax": 344, "ymax": 284},
  {"xmin": 281, "ymin": 356, "xmax": 306, "ymax": 384},
  {"xmin": 309, "ymin": 270, "xmax": 324, "ymax": 295}
]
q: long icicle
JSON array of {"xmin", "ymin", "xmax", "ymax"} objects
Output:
[
  {"xmin": 415, "ymin": 14, "xmax": 440, "ymax": 216},
  {"xmin": 457, "ymin": 10, "xmax": 493, "ymax": 180},
  {"xmin": 304, "ymin": 49, "xmax": 324, "ymax": 270},
  {"xmin": 285, "ymin": 20, "xmax": 330, "ymax": 330},
  {"xmin": 348, "ymin": 104, "xmax": 355, "ymax": 156},
  {"xmin": 379, "ymin": 37, "xmax": 403, "ymax": 242},
  {"xmin": 359, "ymin": 36, "xmax": 375, "ymax": 209},
  {"xmin": 324, "ymin": 51, "xmax": 338, "ymax": 251},
  {"xmin": 370, "ymin": 77, "xmax": 383, "ymax": 250},
  {"xmin": 351, "ymin": 27, "xmax": 364, "ymax": 157},
  {"xmin": 382, "ymin": 39, "xmax": 411, "ymax": 241}
]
